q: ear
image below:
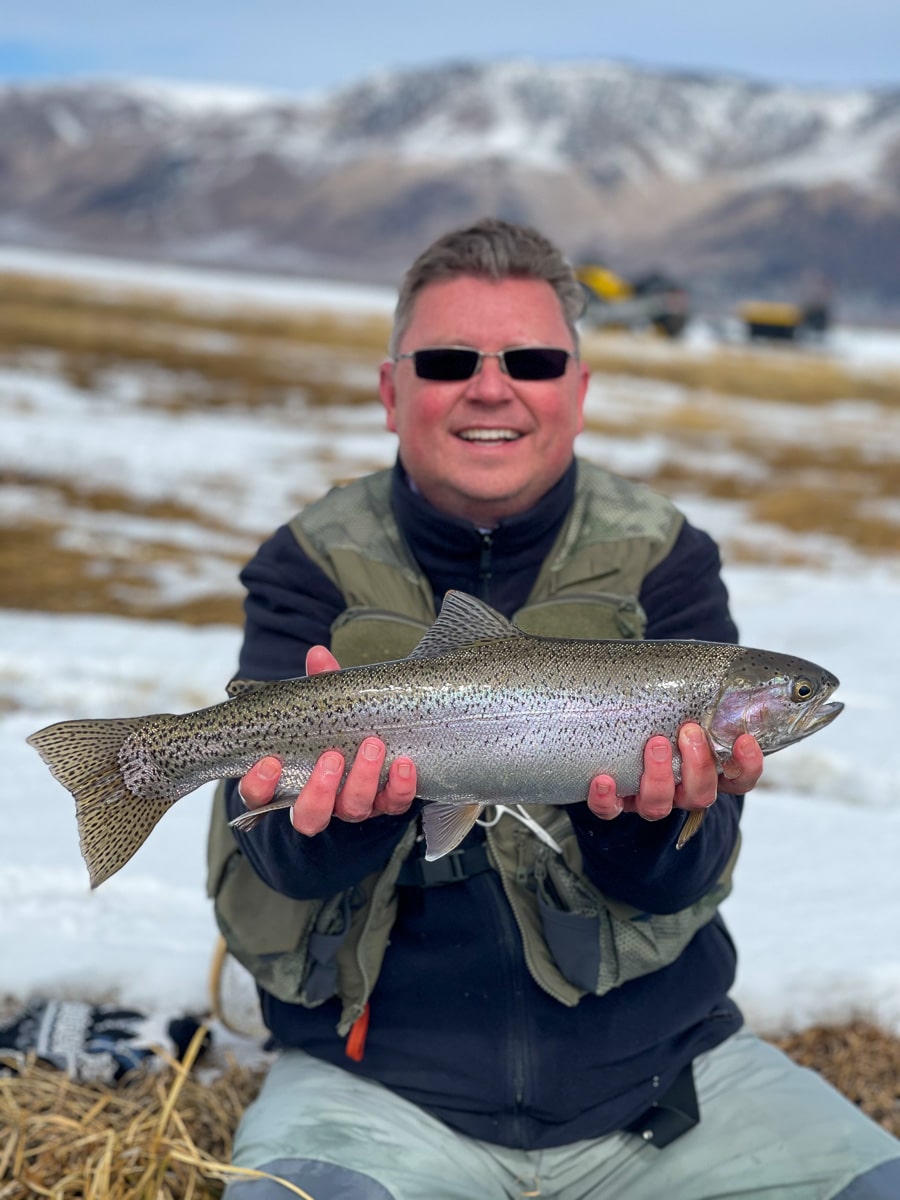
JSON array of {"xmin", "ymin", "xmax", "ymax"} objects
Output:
[
  {"xmin": 575, "ymin": 360, "xmax": 590, "ymax": 435},
  {"xmin": 379, "ymin": 359, "xmax": 398, "ymax": 432}
]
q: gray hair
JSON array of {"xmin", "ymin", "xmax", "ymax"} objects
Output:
[{"xmin": 389, "ymin": 218, "xmax": 585, "ymax": 357}]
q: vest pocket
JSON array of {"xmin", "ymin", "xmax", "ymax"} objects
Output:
[
  {"xmin": 534, "ymin": 855, "xmax": 603, "ymax": 992},
  {"xmin": 300, "ymin": 890, "xmax": 358, "ymax": 1005},
  {"xmin": 536, "ymin": 898, "xmax": 602, "ymax": 992},
  {"xmin": 514, "ymin": 593, "xmax": 646, "ymax": 640},
  {"xmin": 330, "ymin": 609, "xmax": 431, "ymax": 665}
]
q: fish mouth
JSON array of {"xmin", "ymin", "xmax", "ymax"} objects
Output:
[
  {"xmin": 807, "ymin": 700, "xmax": 844, "ymax": 732},
  {"xmin": 791, "ymin": 699, "xmax": 844, "ymax": 742}
]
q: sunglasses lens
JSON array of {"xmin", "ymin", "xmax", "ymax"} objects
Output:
[
  {"xmin": 408, "ymin": 347, "xmax": 570, "ymax": 381},
  {"xmin": 503, "ymin": 348, "xmax": 570, "ymax": 380},
  {"xmin": 413, "ymin": 349, "xmax": 480, "ymax": 381}
]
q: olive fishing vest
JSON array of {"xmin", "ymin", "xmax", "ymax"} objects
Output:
[{"xmin": 207, "ymin": 461, "xmax": 739, "ymax": 1036}]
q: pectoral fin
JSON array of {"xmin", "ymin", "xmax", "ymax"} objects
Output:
[
  {"xmin": 676, "ymin": 808, "xmax": 705, "ymax": 850},
  {"xmin": 422, "ymin": 802, "xmax": 484, "ymax": 861},
  {"xmin": 229, "ymin": 794, "xmax": 296, "ymax": 831}
]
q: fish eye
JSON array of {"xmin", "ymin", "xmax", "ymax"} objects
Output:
[{"xmin": 792, "ymin": 677, "xmax": 816, "ymax": 702}]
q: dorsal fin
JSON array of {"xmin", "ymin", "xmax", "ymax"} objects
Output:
[
  {"xmin": 406, "ymin": 590, "xmax": 525, "ymax": 660},
  {"xmin": 225, "ymin": 678, "xmax": 269, "ymax": 699}
]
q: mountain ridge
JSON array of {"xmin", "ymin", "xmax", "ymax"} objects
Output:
[{"xmin": 2, "ymin": 60, "xmax": 899, "ymax": 315}]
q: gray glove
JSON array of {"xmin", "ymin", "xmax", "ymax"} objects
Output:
[{"xmin": 0, "ymin": 1000, "xmax": 207, "ymax": 1083}]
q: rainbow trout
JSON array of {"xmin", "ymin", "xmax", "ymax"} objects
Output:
[{"xmin": 27, "ymin": 591, "xmax": 843, "ymax": 888}]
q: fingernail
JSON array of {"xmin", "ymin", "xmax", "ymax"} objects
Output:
[
  {"xmin": 396, "ymin": 760, "xmax": 413, "ymax": 781},
  {"xmin": 593, "ymin": 781, "xmax": 613, "ymax": 798},
  {"xmin": 361, "ymin": 739, "xmax": 382, "ymax": 762},
  {"xmin": 322, "ymin": 752, "xmax": 343, "ymax": 775},
  {"xmin": 650, "ymin": 741, "xmax": 670, "ymax": 763},
  {"xmin": 643, "ymin": 802, "xmax": 672, "ymax": 820},
  {"xmin": 259, "ymin": 758, "xmax": 280, "ymax": 781},
  {"xmin": 683, "ymin": 727, "xmax": 706, "ymax": 749}
]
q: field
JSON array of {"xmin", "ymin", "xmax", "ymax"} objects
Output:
[
  {"xmin": 2, "ymin": 255, "xmax": 899, "ymax": 1194},
  {"xmin": 3, "ymin": 266, "xmax": 900, "ymax": 625}
]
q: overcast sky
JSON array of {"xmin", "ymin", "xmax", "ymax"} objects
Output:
[{"xmin": 1, "ymin": 1, "xmax": 898, "ymax": 97}]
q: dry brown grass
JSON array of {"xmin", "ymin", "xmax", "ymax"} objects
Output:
[
  {"xmin": 0, "ymin": 271, "xmax": 391, "ymax": 410},
  {"xmin": 5, "ymin": 269, "xmax": 899, "ymax": 412},
  {"xmin": 772, "ymin": 1020, "xmax": 900, "ymax": 1135},
  {"xmin": 0, "ymin": 524, "xmax": 244, "ymax": 625},
  {"xmin": 0, "ymin": 471, "xmax": 247, "ymax": 624},
  {"xmin": 749, "ymin": 485, "xmax": 900, "ymax": 554},
  {"xmin": 581, "ymin": 333, "xmax": 900, "ymax": 409},
  {"xmin": 0, "ymin": 272, "xmax": 388, "ymax": 340},
  {"xmin": 2, "ymin": 268, "xmax": 899, "ymax": 624},
  {"xmin": 582, "ymin": 394, "xmax": 900, "ymax": 560},
  {"xmin": 1, "ymin": 1021, "xmax": 896, "ymax": 1197},
  {"xmin": 0, "ymin": 1034, "xmax": 279, "ymax": 1200}
]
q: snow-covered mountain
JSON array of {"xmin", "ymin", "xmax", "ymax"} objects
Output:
[{"xmin": 1, "ymin": 60, "xmax": 899, "ymax": 312}]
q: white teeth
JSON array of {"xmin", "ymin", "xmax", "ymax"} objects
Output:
[{"xmin": 458, "ymin": 429, "xmax": 521, "ymax": 442}]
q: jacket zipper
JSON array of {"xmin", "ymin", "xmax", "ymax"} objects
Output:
[
  {"xmin": 480, "ymin": 872, "xmax": 531, "ymax": 1140},
  {"xmin": 477, "ymin": 532, "xmax": 493, "ymax": 601}
]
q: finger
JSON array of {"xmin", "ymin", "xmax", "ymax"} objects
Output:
[
  {"xmin": 238, "ymin": 755, "xmax": 283, "ymax": 808},
  {"xmin": 718, "ymin": 733, "xmax": 765, "ymax": 794},
  {"xmin": 636, "ymin": 736, "xmax": 676, "ymax": 820},
  {"xmin": 375, "ymin": 756, "xmax": 418, "ymax": 816},
  {"xmin": 291, "ymin": 750, "xmax": 344, "ymax": 836},
  {"xmin": 306, "ymin": 645, "xmax": 340, "ymax": 676},
  {"xmin": 587, "ymin": 774, "xmax": 624, "ymax": 820},
  {"xmin": 333, "ymin": 737, "xmax": 386, "ymax": 823},
  {"xmin": 675, "ymin": 723, "xmax": 719, "ymax": 810}
]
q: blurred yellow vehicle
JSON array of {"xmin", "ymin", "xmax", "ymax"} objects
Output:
[
  {"xmin": 738, "ymin": 299, "xmax": 831, "ymax": 342},
  {"xmin": 575, "ymin": 263, "xmax": 690, "ymax": 338}
]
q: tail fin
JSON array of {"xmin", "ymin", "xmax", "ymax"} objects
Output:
[{"xmin": 27, "ymin": 718, "xmax": 178, "ymax": 888}]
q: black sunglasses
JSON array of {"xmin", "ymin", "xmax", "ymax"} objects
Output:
[{"xmin": 395, "ymin": 345, "xmax": 573, "ymax": 382}]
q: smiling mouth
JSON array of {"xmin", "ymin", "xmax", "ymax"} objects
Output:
[{"xmin": 457, "ymin": 429, "xmax": 523, "ymax": 442}]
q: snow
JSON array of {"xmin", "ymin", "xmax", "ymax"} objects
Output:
[
  {"xmin": 5, "ymin": 577, "xmax": 899, "ymax": 1042},
  {"xmin": 2, "ymin": 251, "xmax": 900, "ymax": 1058},
  {"xmin": 13, "ymin": 65, "xmax": 900, "ymax": 190},
  {"xmin": 365, "ymin": 63, "xmax": 900, "ymax": 188},
  {"xmin": 123, "ymin": 77, "xmax": 298, "ymax": 116},
  {"xmin": 2, "ymin": 614, "xmax": 234, "ymax": 1016}
]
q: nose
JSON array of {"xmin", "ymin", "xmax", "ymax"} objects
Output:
[{"xmin": 462, "ymin": 354, "xmax": 516, "ymax": 401}]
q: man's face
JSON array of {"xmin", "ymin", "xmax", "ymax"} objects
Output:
[{"xmin": 379, "ymin": 275, "xmax": 589, "ymax": 526}]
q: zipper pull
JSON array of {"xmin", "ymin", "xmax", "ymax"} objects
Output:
[
  {"xmin": 478, "ymin": 532, "xmax": 493, "ymax": 599},
  {"xmin": 345, "ymin": 1001, "xmax": 370, "ymax": 1062}
]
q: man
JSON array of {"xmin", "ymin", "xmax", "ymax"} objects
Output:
[{"xmin": 211, "ymin": 219, "xmax": 899, "ymax": 1198}]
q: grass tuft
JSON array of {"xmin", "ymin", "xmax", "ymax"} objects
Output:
[{"xmin": 0, "ymin": 1032, "xmax": 275, "ymax": 1200}]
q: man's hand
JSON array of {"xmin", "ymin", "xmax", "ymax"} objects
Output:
[
  {"xmin": 586, "ymin": 724, "xmax": 764, "ymax": 825},
  {"xmin": 237, "ymin": 645, "xmax": 418, "ymax": 835}
]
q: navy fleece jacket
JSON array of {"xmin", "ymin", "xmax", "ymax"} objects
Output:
[{"xmin": 225, "ymin": 458, "xmax": 744, "ymax": 1148}]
